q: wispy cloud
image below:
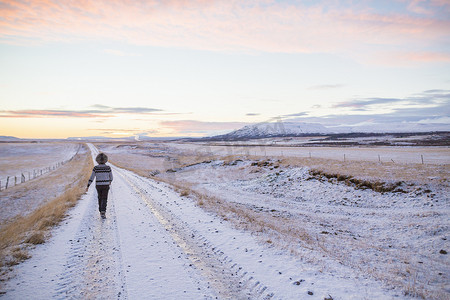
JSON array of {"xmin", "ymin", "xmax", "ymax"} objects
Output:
[
  {"xmin": 333, "ymin": 98, "xmax": 404, "ymax": 109},
  {"xmin": 375, "ymin": 51, "xmax": 450, "ymax": 65},
  {"xmin": 88, "ymin": 128, "xmax": 158, "ymax": 135},
  {"xmin": 289, "ymin": 90, "xmax": 450, "ymax": 126},
  {"xmin": 308, "ymin": 84, "xmax": 345, "ymax": 90},
  {"xmin": 111, "ymin": 107, "xmax": 162, "ymax": 114},
  {"xmin": 406, "ymin": 0, "xmax": 434, "ymax": 15},
  {"xmin": 0, "ymin": 109, "xmax": 110, "ymax": 118},
  {"xmin": 337, "ymin": 90, "xmax": 449, "ymax": 109},
  {"xmin": 160, "ymin": 120, "xmax": 249, "ymax": 134},
  {"xmin": 282, "ymin": 112, "xmax": 309, "ymax": 118},
  {"xmin": 103, "ymin": 49, "xmax": 141, "ymax": 57},
  {"xmin": 246, "ymin": 113, "xmax": 260, "ymax": 116},
  {"xmin": 0, "ymin": 105, "xmax": 165, "ymax": 118},
  {"xmin": 1, "ymin": 0, "xmax": 449, "ymax": 63}
]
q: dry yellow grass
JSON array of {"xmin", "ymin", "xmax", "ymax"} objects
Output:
[
  {"xmin": 0, "ymin": 145, "xmax": 92, "ymax": 284},
  {"xmin": 104, "ymin": 151, "xmax": 167, "ymax": 177},
  {"xmin": 280, "ymin": 156, "xmax": 449, "ymax": 185},
  {"xmin": 0, "ymin": 146, "xmax": 91, "ymax": 227},
  {"xmin": 96, "ymin": 142, "xmax": 243, "ymax": 177}
]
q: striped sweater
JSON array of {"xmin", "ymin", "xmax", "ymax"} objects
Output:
[{"xmin": 88, "ymin": 164, "xmax": 113, "ymax": 187}]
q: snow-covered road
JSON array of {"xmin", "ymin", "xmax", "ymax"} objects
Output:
[{"xmin": 2, "ymin": 145, "xmax": 409, "ymax": 299}]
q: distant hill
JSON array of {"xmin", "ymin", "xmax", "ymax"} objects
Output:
[
  {"xmin": 198, "ymin": 121, "xmax": 450, "ymax": 141},
  {"xmin": 0, "ymin": 136, "xmax": 21, "ymax": 141}
]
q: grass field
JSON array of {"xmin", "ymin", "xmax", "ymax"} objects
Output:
[{"xmin": 0, "ymin": 144, "xmax": 92, "ymax": 287}]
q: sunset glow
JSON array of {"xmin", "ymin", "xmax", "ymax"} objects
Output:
[{"xmin": 1, "ymin": 0, "xmax": 449, "ymax": 138}]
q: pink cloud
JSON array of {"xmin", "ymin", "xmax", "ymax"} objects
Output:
[
  {"xmin": 401, "ymin": 0, "xmax": 450, "ymax": 14},
  {"xmin": 1, "ymin": 0, "xmax": 449, "ymax": 62},
  {"xmin": 402, "ymin": 51, "xmax": 450, "ymax": 62},
  {"xmin": 406, "ymin": 0, "xmax": 434, "ymax": 15},
  {"xmin": 160, "ymin": 120, "xmax": 248, "ymax": 133},
  {"xmin": 375, "ymin": 51, "xmax": 450, "ymax": 65}
]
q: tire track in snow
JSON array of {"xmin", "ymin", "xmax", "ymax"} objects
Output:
[
  {"xmin": 116, "ymin": 167, "xmax": 276, "ymax": 300},
  {"xmin": 54, "ymin": 147, "xmax": 127, "ymax": 299},
  {"xmin": 108, "ymin": 188, "xmax": 128, "ymax": 299}
]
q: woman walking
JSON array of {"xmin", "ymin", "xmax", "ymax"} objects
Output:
[{"xmin": 87, "ymin": 153, "xmax": 113, "ymax": 218}]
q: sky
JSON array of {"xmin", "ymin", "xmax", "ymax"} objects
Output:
[{"xmin": 0, "ymin": 0, "xmax": 449, "ymax": 139}]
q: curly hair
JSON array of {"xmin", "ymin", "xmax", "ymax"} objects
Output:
[{"xmin": 95, "ymin": 153, "xmax": 108, "ymax": 164}]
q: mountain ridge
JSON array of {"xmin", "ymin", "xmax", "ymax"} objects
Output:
[{"xmin": 198, "ymin": 121, "xmax": 450, "ymax": 141}]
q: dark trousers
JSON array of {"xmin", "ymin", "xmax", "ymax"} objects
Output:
[{"xmin": 96, "ymin": 185, "xmax": 110, "ymax": 212}]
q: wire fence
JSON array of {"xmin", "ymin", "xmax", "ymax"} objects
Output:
[
  {"xmin": 181, "ymin": 144, "xmax": 435, "ymax": 165},
  {"xmin": 0, "ymin": 145, "xmax": 81, "ymax": 191}
]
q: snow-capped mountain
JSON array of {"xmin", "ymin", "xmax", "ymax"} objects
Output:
[
  {"xmin": 229, "ymin": 122, "xmax": 335, "ymax": 138},
  {"xmin": 206, "ymin": 121, "xmax": 449, "ymax": 140},
  {"xmin": 203, "ymin": 122, "xmax": 335, "ymax": 140}
]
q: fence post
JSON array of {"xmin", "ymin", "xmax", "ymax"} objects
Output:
[
  {"xmin": 0, "ymin": 180, "xmax": 2, "ymax": 191},
  {"xmin": 344, "ymin": 154, "xmax": 346, "ymax": 162},
  {"xmin": 378, "ymin": 155, "xmax": 381, "ymax": 163},
  {"xmin": 6, "ymin": 177, "xmax": 9, "ymax": 189},
  {"xmin": 421, "ymin": 155, "xmax": 424, "ymax": 164},
  {"xmin": 21, "ymin": 173, "xmax": 25, "ymax": 183},
  {"xmin": 14, "ymin": 176, "xmax": 17, "ymax": 185}
]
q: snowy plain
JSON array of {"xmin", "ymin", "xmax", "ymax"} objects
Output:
[
  {"xmin": 158, "ymin": 158, "xmax": 449, "ymax": 298},
  {"xmin": 166, "ymin": 142, "xmax": 450, "ymax": 165},
  {"xmin": 97, "ymin": 141, "xmax": 449, "ymax": 299},
  {"xmin": 0, "ymin": 142, "xmax": 79, "ymax": 190},
  {"xmin": 0, "ymin": 143, "xmax": 85, "ymax": 226},
  {"xmin": 0, "ymin": 143, "xmax": 426, "ymax": 299}
]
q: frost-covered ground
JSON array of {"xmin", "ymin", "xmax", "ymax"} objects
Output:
[
  {"xmin": 96, "ymin": 141, "xmax": 449, "ymax": 298},
  {"xmin": 202, "ymin": 133, "xmax": 449, "ymax": 147},
  {"xmin": 2, "ymin": 142, "xmax": 448, "ymax": 299},
  {"xmin": 158, "ymin": 158, "xmax": 449, "ymax": 298},
  {"xmin": 0, "ymin": 145, "xmax": 88, "ymax": 227},
  {"xmin": 168, "ymin": 142, "xmax": 449, "ymax": 165},
  {"xmin": 0, "ymin": 142, "xmax": 79, "ymax": 189},
  {"xmin": 1, "ymin": 144, "xmax": 422, "ymax": 299}
]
